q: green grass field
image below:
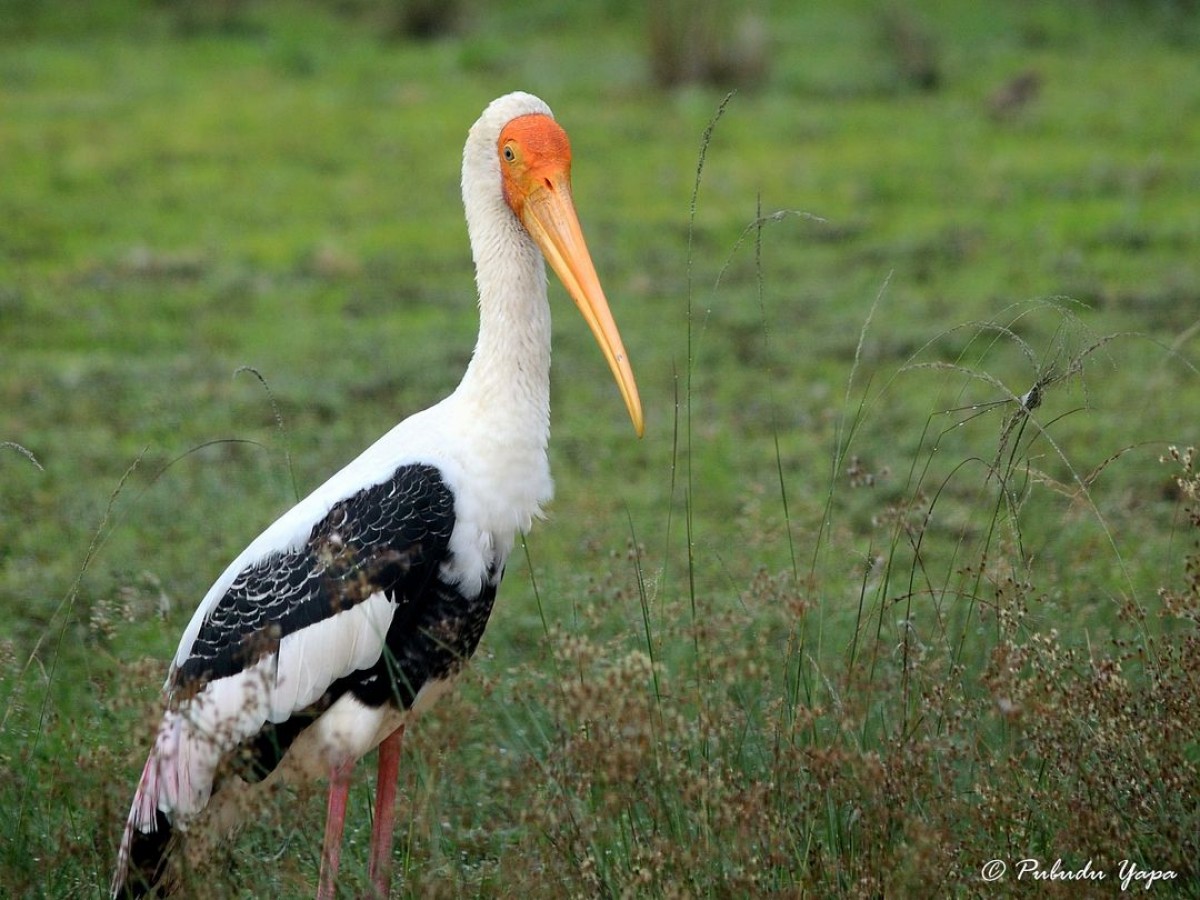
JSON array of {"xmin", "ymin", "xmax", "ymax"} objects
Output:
[{"xmin": 3, "ymin": 0, "xmax": 1199, "ymax": 896}]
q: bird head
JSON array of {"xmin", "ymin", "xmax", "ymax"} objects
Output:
[{"xmin": 494, "ymin": 106, "xmax": 644, "ymax": 438}]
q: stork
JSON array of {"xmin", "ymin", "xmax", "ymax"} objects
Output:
[{"xmin": 111, "ymin": 91, "xmax": 643, "ymax": 898}]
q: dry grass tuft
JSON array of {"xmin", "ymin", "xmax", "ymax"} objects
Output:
[{"xmin": 399, "ymin": 444, "xmax": 1200, "ymax": 896}]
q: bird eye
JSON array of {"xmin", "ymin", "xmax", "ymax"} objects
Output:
[{"xmin": 502, "ymin": 144, "xmax": 516, "ymax": 163}]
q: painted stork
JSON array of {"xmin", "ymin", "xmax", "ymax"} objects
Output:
[{"xmin": 112, "ymin": 91, "xmax": 643, "ymax": 898}]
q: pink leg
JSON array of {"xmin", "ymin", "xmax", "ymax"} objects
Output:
[
  {"xmin": 367, "ymin": 725, "xmax": 406, "ymax": 899},
  {"xmin": 317, "ymin": 758, "xmax": 355, "ymax": 900}
]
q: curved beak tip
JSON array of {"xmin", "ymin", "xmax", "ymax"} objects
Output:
[{"xmin": 522, "ymin": 179, "xmax": 645, "ymax": 443}]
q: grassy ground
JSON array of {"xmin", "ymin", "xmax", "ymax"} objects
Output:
[{"xmin": 3, "ymin": 0, "xmax": 1199, "ymax": 896}]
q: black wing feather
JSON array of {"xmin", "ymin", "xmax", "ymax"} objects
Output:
[{"xmin": 174, "ymin": 463, "xmax": 455, "ymax": 694}]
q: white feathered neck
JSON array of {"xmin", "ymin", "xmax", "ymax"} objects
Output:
[{"xmin": 452, "ymin": 92, "xmax": 556, "ymax": 450}]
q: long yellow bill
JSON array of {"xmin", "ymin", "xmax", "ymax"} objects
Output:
[{"xmin": 521, "ymin": 174, "xmax": 644, "ymax": 438}]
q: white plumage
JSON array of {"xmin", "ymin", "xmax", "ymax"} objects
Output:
[{"xmin": 112, "ymin": 91, "xmax": 642, "ymax": 899}]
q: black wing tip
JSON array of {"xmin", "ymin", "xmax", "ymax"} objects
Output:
[{"xmin": 115, "ymin": 810, "xmax": 174, "ymax": 899}]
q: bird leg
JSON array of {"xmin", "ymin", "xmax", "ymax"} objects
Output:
[
  {"xmin": 367, "ymin": 724, "xmax": 406, "ymax": 898},
  {"xmin": 317, "ymin": 756, "xmax": 355, "ymax": 900}
]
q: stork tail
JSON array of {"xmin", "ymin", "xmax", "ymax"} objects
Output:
[{"xmin": 112, "ymin": 752, "xmax": 176, "ymax": 898}]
